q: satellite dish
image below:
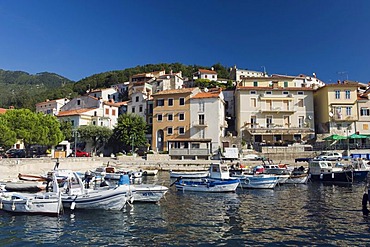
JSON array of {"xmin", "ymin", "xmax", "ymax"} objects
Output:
[
  {"xmin": 307, "ymin": 115, "xmax": 312, "ymax": 120},
  {"xmin": 204, "ymin": 88, "xmax": 209, "ymax": 92},
  {"xmin": 329, "ymin": 112, "xmax": 334, "ymax": 117}
]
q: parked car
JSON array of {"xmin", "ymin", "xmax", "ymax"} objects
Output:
[
  {"xmin": 240, "ymin": 154, "xmax": 262, "ymax": 161},
  {"xmin": 71, "ymin": 149, "xmax": 90, "ymax": 157},
  {"xmin": 5, "ymin": 149, "xmax": 26, "ymax": 158},
  {"xmin": 315, "ymin": 151, "xmax": 342, "ymax": 161}
]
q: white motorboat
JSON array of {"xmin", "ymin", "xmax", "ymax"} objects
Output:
[
  {"xmin": 131, "ymin": 184, "xmax": 168, "ymax": 203},
  {"xmin": 55, "ymin": 170, "xmax": 133, "ymax": 210},
  {"xmin": 169, "ymin": 170, "xmax": 209, "ymax": 179},
  {"xmin": 0, "ymin": 174, "xmax": 62, "ymax": 216},
  {"xmin": 285, "ymin": 173, "xmax": 309, "ymax": 184},
  {"xmin": 142, "ymin": 170, "xmax": 159, "ymax": 176}
]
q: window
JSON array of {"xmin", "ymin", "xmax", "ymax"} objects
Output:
[
  {"xmin": 94, "ymin": 111, "xmax": 97, "ymax": 116},
  {"xmin": 77, "ymin": 99, "xmax": 81, "ymax": 105},
  {"xmin": 266, "ymin": 116, "xmax": 273, "ymax": 128},
  {"xmin": 112, "ymin": 109, "xmax": 116, "ymax": 116},
  {"xmin": 156, "ymin": 99, "xmax": 164, "ymax": 106},
  {"xmin": 168, "ymin": 113, "xmax": 173, "ymax": 121},
  {"xmin": 335, "ymin": 90, "xmax": 340, "ymax": 99},
  {"xmin": 265, "ymin": 91, "xmax": 272, "ymax": 95},
  {"xmin": 105, "ymin": 109, "xmax": 109, "ymax": 115},
  {"xmin": 251, "ymin": 116, "xmax": 257, "ymax": 128},
  {"xmin": 298, "ymin": 116, "xmax": 304, "ymax": 128},
  {"xmin": 136, "ymin": 96, "xmax": 139, "ymax": 102},
  {"xmin": 297, "ymin": 91, "xmax": 304, "ymax": 95},
  {"xmin": 198, "ymin": 101, "xmax": 204, "ymax": 112},
  {"xmin": 298, "ymin": 99, "xmax": 304, "ymax": 107},
  {"xmin": 284, "ymin": 81, "xmax": 288, "ymax": 87},
  {"xmin": 93, "ymin": 121, "xmax": 96, "ymax": 125},
  {"xmin": 345, "ymin": 90, "xmax": 351, "ymax": 99},
  {"xmin": 168, "ymin": 98, "xmax": 174, "ymax": 106},
  {"xmin": 346, "ymin": 107, "xmax": 352, "ymax": 116},
  {"xmin": 71, "ymin": 120, "xmax": 75, "ymax": 126},
  {"xmin": 363, "ymin": 124, "xmax": 369, "ymax": 130},
  {"xmin": 139, "ymin": 105, "xmax": 143, "ymax": 112},
  {"xmin": 199, "ymin": 114, "xmax": 205, "ymax": 125},
  {"xmin": 179, "ymin": 97, "xmax": 185, "ymax": 105},
  {"xmin": 253, "ymin": 81, "xmax": 258, "ymax": 87},
  {"xmin": 198, "ymin": 129, "xmax": 205, "ymax": 138},
  {"xmin": 251, "ymin": 98, "xmax": 257, "ymax": 107},
  {"xmin": 149, "ymin": 117, "xmax": 153, "ymax": 124},
  {"xmin": 250, "ymin": 91, "xmax": 257, "ymax": 94},
  {"xmin": 132, "ymin": 107, "xmax": 135, "ymax": 113},
  {"xmin": 360, "ymin": 108, "xmax": 370, "ymax": 116},
  {"xmin": 179, "ymin": 127, "xmax": 185, "ymax": 135},
  {"xmin": 157, "ymin": 114, "xmax": 163, "ymax": 122},
  {"xmin": 167, "ymin": 127, "xmax": 173, "ymax": 135},
  {"xmin": 282, "ymin": 91, "xmax": 289, "ymax": 95},
  {"xmin": 179, "ymin": 113, "xmax": 185, "ymax": 121}
]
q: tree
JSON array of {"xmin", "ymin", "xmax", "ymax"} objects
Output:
[
  {"xmin": 0, "ymin": 118, "xmax": 17, "ymax": 148},
  {"xmin": 0, "ymin": 109, "xmax": 64, "ymax": 148},
  {"xmin": 60, "ymin": 120, "xmax": 73, "ymax": 142},
  {"xmin": 112, "ymin": 114, "xmax": 147, "ymax": 153},
  {"xmin": 77, "ymin": 125, "xmax": 113, "ymax": 155}
]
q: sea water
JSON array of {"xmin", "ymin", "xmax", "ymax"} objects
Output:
[{"xmin": 1, "ymin": 172, "xmax": 370, "ymax": 246}]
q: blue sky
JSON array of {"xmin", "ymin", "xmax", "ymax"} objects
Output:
[{"xmin": 0, "ymin": 0, "xmax": 369, "ymax": 83}]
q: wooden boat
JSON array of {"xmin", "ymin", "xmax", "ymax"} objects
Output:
[
  {"xmin": 4, "ymin": 181, "xmax": 46, "ymax": 192},
  {"xmin": 169, "ymin": 170, "xmax": 209, "ymax": 179},
  {"xmin": 18, "ymin": 173, "xmax": 47, "ymax": 182},
  {"xmin": 285, "ymin": 173, "xmax": 309, "ymax": 184},
  {"xmin": 0, "ymin": 174, "xmax": 62, "ymax": 216},
  {"xmin": 54, "ymin": 170, "xmax": 134, "ymax": 210},
  {"xmin": 131, "ymin": 184, "xmax": 168, "ymax": 203},
  {"xmin": 174, "ymin": 178, "xmax": 239, "ymax": 193}
]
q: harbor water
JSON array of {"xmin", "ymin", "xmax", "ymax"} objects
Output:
[{"xmin": 1, "ymin": 172, "xmax": 370, "ymax": 246}]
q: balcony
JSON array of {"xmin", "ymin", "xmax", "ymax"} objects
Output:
[
  {"xmin": 169, "ymin": 148, "xmax": 210, "ymax": 156},
  {"xmin": 247, "ymin": 125, "xmax": 314, "ymax": 135},
  {"xmin": 331, "ymin": 115, "xmax": 358, "ymax": 122},
  {"xmin": 192, "ymin": 121, "xmax": 208, "ymax": 127},
  {"xmin": 258, "ymin": 107, "xmax": 296, "ymax": 113}
]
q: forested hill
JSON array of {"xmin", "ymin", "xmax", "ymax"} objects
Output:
[
  {"xmin": 0, "ymin": 69, "xmax": 76, "ymax": 110},
  {"xmin": 0, "ymin": 63, "xmax": 231, "ymax": 110}
]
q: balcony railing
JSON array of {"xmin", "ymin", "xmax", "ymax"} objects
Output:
[
  {"xmin": 192, "ymin": 121, "xmax": 208, "ymax": 127},
  {"xmin": 169, "ymin": 148, "xmax": 210, "ymax": 156}
]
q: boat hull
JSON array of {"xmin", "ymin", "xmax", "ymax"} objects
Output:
[
  {"xmin": 61, "ymin": 185, "xmax": 131, "ymax": 210},
  {"xmin": 170, "ymin": 171, "xmax": 209, "ymax": 179},
  {"xmin": 175, "ymin": 179, "xmax": 239, "ymax": 192},
  {"xmin": 0, "ymin": 192, "xmax": 62, "ymax": 216},
  {"xmin": 237, "ymin": 175, "xmax": 278, "ymax": 189},
  {"xmin": 285, "ymin": 174, "xmax": 309, "ymax": 184},
  {"xmin": 132, "ymin": 184, "xmax": 168, "ymax": 203},
  {"xmin": 309, "ymin": 171, "xmax": 354, "ymax": 183}
]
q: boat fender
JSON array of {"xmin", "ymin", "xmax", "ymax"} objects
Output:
[
  {"xmin": 332, "ymin": 173, "xmax": 334, "ymax": 179},
  {"xmin": 244, "ymin": 178, "xmax": 250, "ymax": 185},
  {"xmin": 11, "ymin": 201, "xmax": 15, "ymax": 211},
  {"xmin": 320, "ymin": 174, "xmax": 323, "ymax": 180},
  {"xmin": 0, "ymin": 199, "xmax": 2, "ymax": 209}
]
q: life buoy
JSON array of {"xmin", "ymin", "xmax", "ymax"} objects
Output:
[{"xmin": 244, "ymin": 178, "xmax": 250, "ymax": 185}]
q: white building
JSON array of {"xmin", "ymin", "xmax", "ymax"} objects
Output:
[
  {"xmin": 57, "ymin": 95, "xmax": 119, "ymax": 129},
  {"xmin": 35, "ymin": 98, "xmax": 70, "ymax": 115},
  {"xmin": 190, "ymin": 88, "xmax": 226, "ymax": 154},
  {"xmin": 193, "ymin": 68, "xmax": 218, "ymax": 81},
  {"xmin": 88, "ymin": 88, "xmax": 120, "ymax": 102}
]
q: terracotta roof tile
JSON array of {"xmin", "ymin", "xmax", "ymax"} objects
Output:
[
  {"xmin": 198, "ymin": 69, "xmax": 217, "ymax": 74},
  {"xmin": 193, "ymin": 88, "xmax": 222, "ymax": 99},
  {"xmin": 152, "ymin": 87, "xmax": 195, "ymax": 96},
  {"xmin": 57, "ymin": 108, "xmax": 93, "ymax": 117}
]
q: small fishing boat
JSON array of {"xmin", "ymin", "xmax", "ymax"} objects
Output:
[
  {"xmin": 18, "ymin": 173, "xmax": 47, "ymax": 182},
  {"xmin": 131, "ymin": 184, "xmax": 168, "ymax": 203},
  {"xmin": 0, "ymin": 174, "xmax": 62, "ymax": 216},
  {"xmin": 169, "ymin": 170, "xmax": 209, "ymax": 179},
  {"xmin": 285, "ymin": 173, "xmax": 309, "ymax": 184},
  {"xmin": 308, "ymin": 160, "xmax": 358, "ymax": 183},
  {"xmin": 236, "ymin": 174, "xmax": 279, "ymax": 189},
  {"xmin": 174, "ymin": 178, "xmax": 239, "ymax": 193}
]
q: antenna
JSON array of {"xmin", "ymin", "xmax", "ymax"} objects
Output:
[{"xmin": 337, "ymin": 71, "xmax": 349, "ymax": 81}]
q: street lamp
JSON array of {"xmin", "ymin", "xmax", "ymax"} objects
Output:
[{"xmin": 72, "ymin": 130, "xmax": 80, "ymax": 157}]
